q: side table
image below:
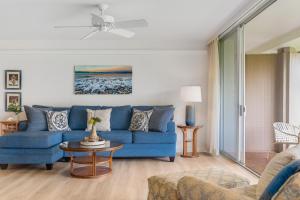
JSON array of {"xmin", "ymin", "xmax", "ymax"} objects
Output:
[
  {"xmin": 177, "ymin": 125, "xmax": 203, "ymax": 157},
  {"xmin": 0, "ymin": 121, "xmax": 18, "ymax": 136}
]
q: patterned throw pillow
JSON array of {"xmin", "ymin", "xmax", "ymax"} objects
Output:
[
  {"xmin": 129, "ymin": 109, "xmax": 153, "ymax": 132},
  {"xmin": 46, "ymin": 110, "xmax": 71, "ymax": 131},
  {"xmin": 86, "ymin": 108, "xmax": 112, "ymax": 131}
]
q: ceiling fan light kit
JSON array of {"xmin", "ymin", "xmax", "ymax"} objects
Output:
[{"xmin": 54, "ymin": 3, "xmax": 148, "ymax": 39}]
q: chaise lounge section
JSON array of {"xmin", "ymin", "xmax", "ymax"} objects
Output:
[{"xmin": 0, "ymin": 131, "xmax": 63, "ymax": 170}]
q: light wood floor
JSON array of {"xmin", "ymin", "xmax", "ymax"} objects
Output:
[{"xmin": 0, "ymin": 155, "xmax": 258, "ymax": 200}]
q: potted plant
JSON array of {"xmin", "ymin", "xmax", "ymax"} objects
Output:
[
  {"xmin": 7, "ymin": 103, "xmax": 21, "ymax": 121},
  {"xmin": 87, "ymin": 117, "xmax": 102, "ymax": 142}
]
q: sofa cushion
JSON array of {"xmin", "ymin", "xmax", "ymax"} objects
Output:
[
  {"xmin": 99, "ymin": 130, "xmax": 133, "ymax": 144},
  {"xmin": 63, "ymin": 130, "xmax": 133, "ymax": 144},
  {"xmin": 69, "ymin": 105, "xmax": 102, "ymax": 130},
  {"xmin": 62, "ymin": 131, "xmax": 90, "ymax": 142},
  {"xmin": 149, "ymin": 107, "xmax": 175, "ymax": 132},
  {"xmin": 133, "ymin": 131, "xmax": 176, "ymax": 144},
  {"xmin": 0, "ymin": 131, "xmax": 62, "ymax": 148},
  {"xmin": 0, "ymin": 145, "xmax": 63, "ymax": 164},
  {"xmin": 102, "ymin": 105, "xmax": 132, "ymax": 130},
  {"xmin": 24, "ymin": 105, "xmax": 52, "ymax": 131}
]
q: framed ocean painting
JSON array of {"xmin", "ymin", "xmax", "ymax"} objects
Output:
[{"xmin": 74, "ymin": 65, "xmax": 132, "ymax": 95}]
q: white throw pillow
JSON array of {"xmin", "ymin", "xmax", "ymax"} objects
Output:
[{"xmin": 86, "ymin": 108, "xmax": 112, "ymax": 131}]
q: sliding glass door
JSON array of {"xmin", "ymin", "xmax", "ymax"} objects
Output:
[{"xmin": 219, "ymin": 27, "xmax": 245, "ymax": 164}]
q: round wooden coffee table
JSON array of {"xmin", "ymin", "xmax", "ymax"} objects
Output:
[{"xmin": 59, "ymin": 141, "xmax": 123, "ymax": 178}]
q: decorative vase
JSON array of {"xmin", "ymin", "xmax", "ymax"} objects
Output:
[
  {"xmin": 88, "ymin": 126, "xmax": 100, "ymax": 142},
  {"xmin": 185, "ymin": 105, "xmax": 195, "ymax": 126}
]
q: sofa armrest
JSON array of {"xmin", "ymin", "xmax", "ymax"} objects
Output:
[
  {"xmin": 18, "ymin": 120, "xmax": 28, "ymax": 131},
  {"xmin": 167, "ymin": 121, "xmax": 176, "ymax": 133},
  {"xmin": 177, "ymin": 176, "xmax": 253, "ymax": 200}
]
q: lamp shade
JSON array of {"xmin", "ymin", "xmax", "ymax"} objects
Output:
[{"xmin": 180, "ymin": 86, "xmax": 202, "ymax": 102}]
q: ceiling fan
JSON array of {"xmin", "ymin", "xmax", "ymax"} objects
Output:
[{"xmin": 54, "ymin": 3, "xmax": 148, "ymax": 39}]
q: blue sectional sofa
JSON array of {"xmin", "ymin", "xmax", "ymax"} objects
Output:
[{"xmin": 0, "ymin": 105, "xmax": 177, "ymax": 170}]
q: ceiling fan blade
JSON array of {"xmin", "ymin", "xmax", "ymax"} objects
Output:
[
  {"xmin": 54, "ymin": 26, "xmax": 95, "ymax": 28},
  {"xmin": 91, "ymin": 13, "xmax": 104, "ymax": 26},
  {"xmin": 109, "ymin": 29, "xmax": 135, "ymax": 38},
  {"xmin": 114, "ymin": 19, "xmax": 148, "ymax": 29},
  {"xmin": 80, "ymin": 28, "xmax": 99, "ymax": 40}
]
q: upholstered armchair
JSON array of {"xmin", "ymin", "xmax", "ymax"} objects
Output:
[
  {"xmin": 148, "ymin": 145, "xmax": 300, "ymax": 200},
  {"xmin": 177, "ymin": 174, "xmax": 300, "ymax": 200}
]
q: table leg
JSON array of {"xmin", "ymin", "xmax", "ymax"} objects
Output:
[
  {"xmin": 92, "ymin": 151, "xmax": 96, "ymax": 176},
  {"xmin": 182, "ymin": 128, "xmax": 188, "ymax": 156},
  {"xmin": 70, "ymin": 155, "xmax": 74, "ymax": 174},
  {"xmin": 109, "ymin": 151, "xmax": 114, "ymax": 169},
  {"xmin": 192, "ymin": 128, "xmax": 199, "ymax": 156}
]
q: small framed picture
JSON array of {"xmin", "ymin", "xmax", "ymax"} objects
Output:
[
  {"xmin": 5, "ymin": 70, "xmax": 22, "ymax": 90},
  {"xmin": 5, "ymin": 92, "xmax": 22, "ymax": 112}
]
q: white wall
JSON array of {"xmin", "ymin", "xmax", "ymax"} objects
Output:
[{"xmin": 0, "ymin": 50, "xmax": 208, "ymax": 152}]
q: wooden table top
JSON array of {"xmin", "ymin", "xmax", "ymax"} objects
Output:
[
  {"xmin": 0, "ymin": 121, "xmax": 18, "ymax": 124},
  {"xmin": 59, "ymin": 141, "xmax": 123, "ymax": 152},
  {"xmin": 177, "ymin": 125, "xmax": 203, "ymax": 129}
]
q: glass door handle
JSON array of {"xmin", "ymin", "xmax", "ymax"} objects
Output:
[{"xmin": 239, "ymin": 105, "xmax": 246, "ymax": 116}]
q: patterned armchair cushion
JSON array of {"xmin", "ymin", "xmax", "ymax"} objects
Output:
[
  {"xmin": 273, "ymin": 173, "xmax": 300, "ymax": 200},
  {"xmin": 231, "ymin": 185, "xmax": 257, "ymax": 199},
  {"xmin": 147, "ymin": 168, "xmax": 250, "ymax": 200},
  {"xmin": 177, "ymin": 176, "xmax": 253, "ymax": 200},
  {"xmin": 257, "ymin": 145, "xmax": 300, "ymax": 198}
]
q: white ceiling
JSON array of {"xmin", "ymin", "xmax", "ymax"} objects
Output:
[
  {"xmin": 0, "ymin": 0, "xmax": 255, "ymax": 50},
  {"xmin": 245, "ymin": 0, "xmax": 300, "ymax": 54}
]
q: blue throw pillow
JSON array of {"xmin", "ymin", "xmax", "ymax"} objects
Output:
[
  {"xmin": 149, "ymin": 107, "xmax": 175, "ymax": 132},
  {"xmin": 33, "ymin": 105, "xmax": 70, "ymax": 112},
  {"xmin": 133, "ymin": 105, "xmax": 174, "ymax": 120},
  {"xmin": 102, "ymin": 105, "xmax": 132, "ymax": 130},
  {"xmin": 260, "ymin": 160, "xmax": 300, "ymax": 200},
  {"xmin": 24, "ymin": 105, "xmax": 52, "ymax": 131}
]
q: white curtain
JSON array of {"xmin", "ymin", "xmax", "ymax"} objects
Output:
[{"xmin": 206, "ymin": 39, "xmax": 220, "ymax": 156}]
